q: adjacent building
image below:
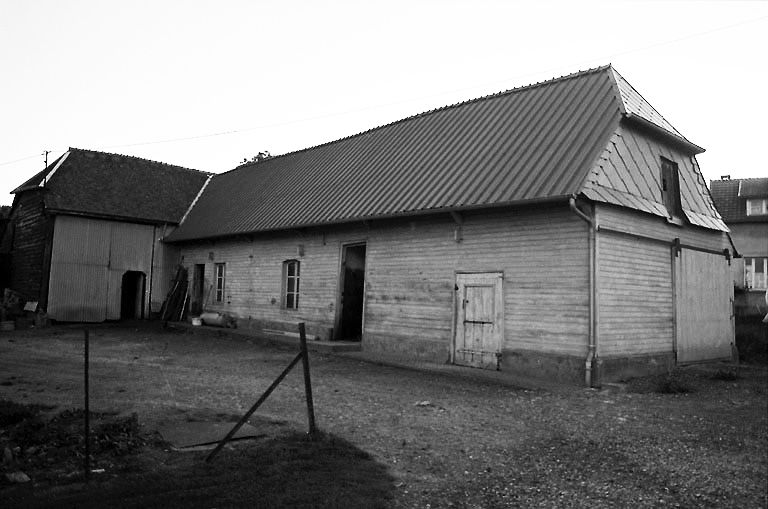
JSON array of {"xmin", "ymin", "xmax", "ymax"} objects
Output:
[
  {"xmin": 0, "ymin": 148, "xmax": 210, "ymax": 321},
  {"xmin": 710, "ymin": 177, "xmax": 768, "ymax": 316}
]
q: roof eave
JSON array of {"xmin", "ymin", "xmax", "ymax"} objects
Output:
[
  {"xmin": 47, "ymin": 208, "xmax": 181, "ymax": 226},
  {"xmin": 623, "ymin": 113, "xmax": 704, "ymax": 155},
  {"xmin": 165, "ymin": 195, "xmax": 574, "ymax": 243}
]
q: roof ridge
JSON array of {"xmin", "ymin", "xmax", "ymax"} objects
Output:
[
  {"xmin": 68, "ymin": 147, "xmax": 212, "ymax": 176},
  {"xmin": 230, "ymin": 64, "xmax": 614, "ymax": 174}
]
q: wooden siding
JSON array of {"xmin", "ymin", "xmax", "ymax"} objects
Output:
[
  {"xmin": 597, "ymin": 233, "xmax": 673, "ymax": 356},
  {"xmin": 178, "ymin": 206, "xmax": 591, "ymax": 362},
  {"xmin": 595, "ymin": 204, "xmax": 733, "ymax": 360},
  {"xmin": 676, "ymin": 248, "xmax": 733, "ymax": 362},
  {"xmin": 596, "ymin": 203, "xmax": 729, "ymax": 251},
  {"xmin": 48, "ymin": 216, "xmax": 155, "ymax": 322},
  {"xmin": 365, "ymin": 208, "xmax": 589, "ymax": 359},
  {"xmin": 5, "ymin": 190, "xmax": 52, "ymax": 302},
  {"xmin": 178, "ymin": 226, "xmax": 368, "ymax": 334}
]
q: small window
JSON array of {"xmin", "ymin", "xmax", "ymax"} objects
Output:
[
  {"xmin": 214, "ymin": 263, "xmax": 226, "ymax": 302},
  {"xmin": 744, "ymin": 257, "xmax": 767, "ymax": 290},
  {"xmin": 283, "ymin": 260, "xmax": 300, "ymax": 309},
  {"xmin": 660, "ymin": 158, "xmax": 682, "ymax": 218},
  {"xmin": 746, "ymin": 198, "xmax": 768, "ymax": 216}
]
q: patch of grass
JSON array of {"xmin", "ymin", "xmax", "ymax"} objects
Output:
[
  {"xmin": 654, "ymin": 373, "xmax": 691, "ymax": 394},
  {"xmin": 709, "ymin": 369, "xmax": 739, "ymax": 381},
  {"xmin": 0, "ymin": 399, "xmax": 38, "ymax": 426}
]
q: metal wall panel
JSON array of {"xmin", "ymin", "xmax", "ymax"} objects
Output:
[{"xmin": 47, "ymin": 215, "xmax": 156, "ymax": 322}]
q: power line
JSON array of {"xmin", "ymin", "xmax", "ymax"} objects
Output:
[{"xmin": 1, "ymin": 13, "xmax": 765, "ymax": 165}]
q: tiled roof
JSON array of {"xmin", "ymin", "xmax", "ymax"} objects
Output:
[
  {"xmin": 13, "ymin": 148, "xmax": 211, "ymax": 224},
  {"xmin": 166, "ymin": 65, "xmax": 716, "ymax": 242},
  {"xmin": 711, "ymin": 178, "xmax": 768, "ymax": 223}
]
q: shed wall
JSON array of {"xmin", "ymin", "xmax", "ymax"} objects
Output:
[
  {"xmin": 4, "ymin": 190, "xmax": 52, "ymax": 303},
  {"xmin": 176, "ymin": 206, "xmax": 590, "ymax": 365},
  {"xmin": 594, "ymin": 203, "xmax": 733, "ymax": 378}
]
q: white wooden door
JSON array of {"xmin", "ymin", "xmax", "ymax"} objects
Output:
[
  {"xmin": 454, "ymin": 273, "xmax": 503, "ymax": 369},
  {"xmin": 676, "ymin": 249, "xmax": 734, "ymax": 363}
]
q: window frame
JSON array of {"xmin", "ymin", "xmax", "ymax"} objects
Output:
[
  {"xmin": 660, "ymin": 157, "xmax": 683, "ymax": 220},
  {"xmin": 214, "ymin": 262, "xmax": 226, "ymax": 303},
  {"xmin": 744, "ymin": 256, "xmax": 768, "ymax": 290},
  {"xmin": 282, "ymin": 259, "xmax": 300, "ymax": 310},
  {"xmin": 746, "ymin": 198, "xmax": 768, "ymax": 216}
]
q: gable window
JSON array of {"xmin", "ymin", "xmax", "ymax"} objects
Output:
[
  {"xmin": 660, "ymin": 158, "xmax": 682, "ymax": 219},
  {"xmin": 283, "ymin": 260, "xmax": 300, "ymax": 309},
  {"xmin": 214, "ymin": 263, "xmax": 226, "ymax": 302},
  {"xmin": 746, "ymin": 198, "xmax": 768, "ymax": 216},
  {"xmin": 745, "ymin": 257, "xmax": 767, "ymax": 290}
]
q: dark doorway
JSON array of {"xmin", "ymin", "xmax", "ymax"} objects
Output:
[
  {"xmin": 191, "ymin": 264, "xmax": 205, "ymax": 315},
  {"xmin": 120, "ymin": 271, "xmax": 146, "ymax": 320},
  {"xmin": 338, "ymin": 243, "xmax": 366, "ymax": 341}
]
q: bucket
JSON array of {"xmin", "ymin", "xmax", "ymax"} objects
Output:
[{"xmin": 191, "ymin": 317, "xmax": 202, "ymax": 326}]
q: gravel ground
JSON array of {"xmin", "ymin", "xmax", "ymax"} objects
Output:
[{"xmin": 1, "ymin": 323, "xmax": 766, "ymax": 508}]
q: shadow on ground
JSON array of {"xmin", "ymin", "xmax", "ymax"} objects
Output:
[{"xmin": 3, "ymin": 431, "xmax": 396, "ymax": 509}]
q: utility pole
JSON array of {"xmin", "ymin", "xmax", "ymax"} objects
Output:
[{"xmin": 42, "ymin": 150, "xmax": 50, "ymax": 168}]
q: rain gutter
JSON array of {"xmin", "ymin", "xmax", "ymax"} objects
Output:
[{"xmin": 569, "ymin": 195, "xmax": 598, "ymax": 388}]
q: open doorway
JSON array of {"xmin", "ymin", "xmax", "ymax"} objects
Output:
[
  {"xmin": 338, "ymin": 243, "xmax": 366, "ymax": 341},
  {"xmin": 120, "ymin": 271, "xmax": 146, "ymax": 320}
]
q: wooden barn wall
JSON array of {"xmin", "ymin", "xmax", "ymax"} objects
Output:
[
  {"xmin": 597, "ymin": 233, "xmax": 673, "ymax": 356},
  {"xmin": 596, "ymin": 203, "xmax": 729, "ymax": 251},
  {"xmin": 176, "ymin": 205, "xmax": 590, "ymax": 362},
  {"xmin": 177, "ymin": 224, "xmax": 370, "ymax": 336},
  {"xmin": 365, "ymin": 207, "xmax": 589, "ymax": 360},
  {"xmin": 595, "ymin": 203, "xmax": 731, "ymax": 359},
  {"xmin": 48, "ymin": 216, "xmax": 155, "ymax": 322},
  {"xmin": 4, "ymin": 190, "xmax": 52, "ymax": 302}
]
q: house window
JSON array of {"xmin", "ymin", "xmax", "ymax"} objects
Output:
[
  {"xmin": 746, "ymin": 198, "xmax": 768, "ymax": 216},
  {"xmin": 744, "ymin": 257, "xmax": 767, "ymax": 290},
  {"xmin": 214, "ymin": 263, "xmax": 226, "ymax": 302},
  {"xmin": 283, "ymin": 260, "xmax": 300, "ymax": 309},
  {"xmin": 660, "ymin": 158, "xmax": 682, "ymax": 218}
]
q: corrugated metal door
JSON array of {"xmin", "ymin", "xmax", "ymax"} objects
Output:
[
  {"xmin": 676, "ymin": 249, "xmax": 733, "ymax": 363},
  {"xmin": 454, "ymin": 273, "xmax": 503, "ymax": 369},
  {"xmin": 47, "ymin": 216, "xmax": 111, "ymax": 322}
]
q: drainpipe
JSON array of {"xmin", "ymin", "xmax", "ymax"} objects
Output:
[{"xmin": 569, "ymin": 196, "xmax": 597, "ymax": 387}]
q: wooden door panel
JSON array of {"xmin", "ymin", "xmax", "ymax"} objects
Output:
[{"xmin": 454, "ymin": 273, "xmax": 503, "ymax": 369}]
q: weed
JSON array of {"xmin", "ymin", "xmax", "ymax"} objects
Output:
[
  {"xmin": 654, "ymin": 373, "xmax": 691, "ymax": 394},
  {"xmin": 710, "ymin": 369, "xmax": 739, "ymax": 381}
]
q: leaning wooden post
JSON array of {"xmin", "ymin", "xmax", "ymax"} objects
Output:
[
  {"xmin": 84, "ymin": 328, "xmax": 90, "ymax": 482},
  {"xmin": 298, "ymin": 323, "xmax": 317, "ymax": 437}
]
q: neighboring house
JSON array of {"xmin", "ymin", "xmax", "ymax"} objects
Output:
[
  {"xmin": 710, "ymin": 177, "xmax": 768, "ymax": 316},
  {"xmin": 0, "ymin": 148, "xmax": 210, "ymax": 321},
  {"xmin": 165, "ymin": 65, "xmax": 733, "ymax": 385}
]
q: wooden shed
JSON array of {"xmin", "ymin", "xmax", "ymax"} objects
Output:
[
  {"xmin": 1, "ymin": 148, "xmax": 210, "ymax": 322},
  {"xmin": 165, "ymin": 65, "xmax": 733, "ymax": 385}
]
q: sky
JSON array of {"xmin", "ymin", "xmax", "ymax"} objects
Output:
[{"xmin": 1, "ymin": 0, "xmax": 766, "ymax": 207}]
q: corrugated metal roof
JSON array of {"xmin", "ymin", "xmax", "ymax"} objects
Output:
[
  {"xmin": 13, "ymin": 148, "xmax": 211, "ymax": 224},
  {"xmin": 169, "ymin": 66, "xmax": 624, "ymax": 241},
  {"xmin": 168, "ymin": 65, "xmax": 722, "ymax": 242},
  {"xmin": 610, "ymin": 68, "xmax": 682, "ymax": 137}
]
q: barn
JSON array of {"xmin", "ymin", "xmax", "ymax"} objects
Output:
[
  {"xmin": 174, "ymin": 66, "xmax": 732, "ymax": 384},
  {"xmin": 1, "ymin": 148, "xmax": 210, "ymax": 321}
]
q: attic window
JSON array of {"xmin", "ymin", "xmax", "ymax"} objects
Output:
[
  {"xmin": 660, "ymin": 158, "xmax": 683, "ymax": 220},
  {"xmin": 746, "ymin": 198, "xmax": 768, "ymax": 216}
]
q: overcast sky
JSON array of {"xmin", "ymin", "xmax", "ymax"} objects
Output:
[{"xmin": 1, "ymin": 0, "xmax": 766, "ymax": 207}]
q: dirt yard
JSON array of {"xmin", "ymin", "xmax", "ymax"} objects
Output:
[{"xmin": 1, "ymin": 323, "xmax": 766, "ymax": 508}]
